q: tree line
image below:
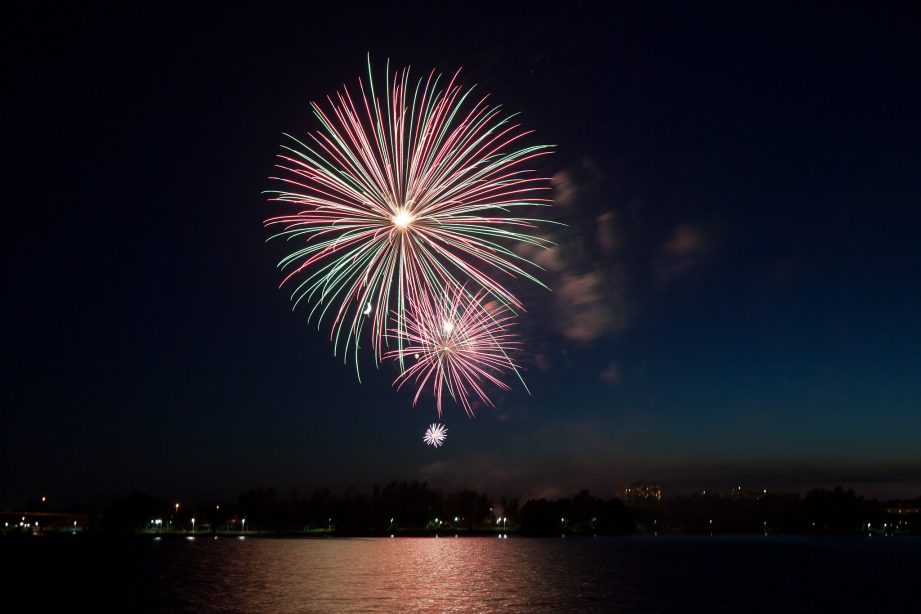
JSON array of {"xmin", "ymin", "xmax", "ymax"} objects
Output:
[{"xmin": 16, "ymin": 483, "xmax": 917, "ymax": 536}]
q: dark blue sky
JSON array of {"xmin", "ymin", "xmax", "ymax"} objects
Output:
[{"xmin": 3, "ymin": 2, "xmax": 920, "ymax": 506}]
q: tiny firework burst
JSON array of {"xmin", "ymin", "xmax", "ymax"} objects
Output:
[
  {"xmin": 264, "ymin": 56, "xmax": 554, "ymax": 374},
  {"xmin": 388, "ymin": 284, "xmax": 522, "ymax": 417},
  {"xmin": 423, "ymin": 423, "xmax": 448, "ymax": 447}
]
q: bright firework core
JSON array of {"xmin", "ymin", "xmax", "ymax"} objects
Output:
[
  {"xmin": 392, "ymin": 209, "xmax": 413, "ymax": 229},
  {"xmin": 436, "ymin": 339, "xmax": 457, "ymax": 360},
  {"xmin": 436, "ymin": 320, "xmax": 458, "ymax": 359}
]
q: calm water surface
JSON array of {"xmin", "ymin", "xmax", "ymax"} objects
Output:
[{"xmin": 4, "ymin": 535, "xmax": 919, "ymax": 612}]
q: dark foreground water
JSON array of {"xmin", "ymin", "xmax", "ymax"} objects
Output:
[{"xmin": 2, "ymin": 535, "xmax": 919, "ymax": 612}]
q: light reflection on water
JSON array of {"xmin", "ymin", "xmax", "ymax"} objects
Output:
[
  {"xmin": 5, "ymin": 535, "xmax": 920, "ymax": 612},
  {"xmin": 166, "ymin": 538, "xmax": 624, "ymax": 612},
  {"xmin": 148, "ymin": 536, "xmax": 920, "ymax": 612}
]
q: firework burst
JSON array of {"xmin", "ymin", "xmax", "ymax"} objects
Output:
[
  {"xmin": 388, "ymin": 284, "xmax": 522, "ymax": 417},
  {"xmin": 423, "ymin": 423, "xmax": 448, "ymax": 447},
  {"xmin": 264, "ymin": 57, "xmax": 554, "ymax": 373}
]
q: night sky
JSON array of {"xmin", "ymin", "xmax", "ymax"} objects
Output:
[{"xmin": 4, "ymin": 2, "xmax": 920, "ymax": 507}]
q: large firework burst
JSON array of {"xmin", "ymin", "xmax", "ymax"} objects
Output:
[
  {"xmin": 388, "ymin": 284, "xmax": 522, "ymax": 417},
  {"xmin": 264, "ymin": 57, "xmax": 553, "ymax": 373}
]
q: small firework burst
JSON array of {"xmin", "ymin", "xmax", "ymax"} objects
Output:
[
  {"xmin": 389, "ymin": 284, "xmax": 522, "ymax": 417},
  {"xmin": 423, "ymin": 423, "xmax": 448, "ymax": 447}
]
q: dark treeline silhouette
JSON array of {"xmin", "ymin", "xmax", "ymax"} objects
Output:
[
  {"xmin": 100, "ymin": 491, "xmax": 170, "ymax": 534},
  {"xmin": 520, "ymin": 490, "xmax": 633, "ymax": 535},
  {"xmin": 631, "ymin": 487, "xmax": 919, "ymax": 534},
  {"xmin": 6, "ymin": 484, "xmax": 918, "ymax": 536},
  {"xmin": 236, "ymin": 482, "xmax": 493, "ymax": 534}
]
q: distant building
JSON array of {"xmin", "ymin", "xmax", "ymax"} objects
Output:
[
  {"xmin": 885, "ymin": 503, "xmax": 920, "ymax": 516},
  {"xmin": 727, "ymin": 485, "xmax": 763, "ymax": 500},
  {"xmin": 618, "ymin": 483, "xmax": 662, "ymax": 502}
]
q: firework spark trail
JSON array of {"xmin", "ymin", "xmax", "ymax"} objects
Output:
[
  {"xmin": 265, "ymin": 57, "xmax": 554, "ymax": 375},
  {"xmin": 387, "ymin": 284, "xmax": 522, "ymax": 417}
]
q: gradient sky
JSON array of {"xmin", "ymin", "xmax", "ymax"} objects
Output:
[{"xmin": 4, "ymin": 2, "xmax": 920, "ymax": 507}]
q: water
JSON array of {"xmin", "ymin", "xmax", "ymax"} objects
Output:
[{"xmin": 3, "ymin": 535, "xmax": 919, "ymax": 612}]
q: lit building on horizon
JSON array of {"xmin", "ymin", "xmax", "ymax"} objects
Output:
[{"xmin": 617, "ymin": 483, "xmax": 662, "ymax": 502}]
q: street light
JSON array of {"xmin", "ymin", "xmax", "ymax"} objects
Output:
[
  {"xmin": 241, "ymin": 517, "xmax": 246, "ymax": 533},
  {"xmin": 191, "ymin": 517, "xmax": 196, "ymax": 533}
]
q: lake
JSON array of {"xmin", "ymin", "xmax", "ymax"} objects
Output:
[{"xmin": 2, "ymin": 535, "xmax": 919, "ymax": 612}]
